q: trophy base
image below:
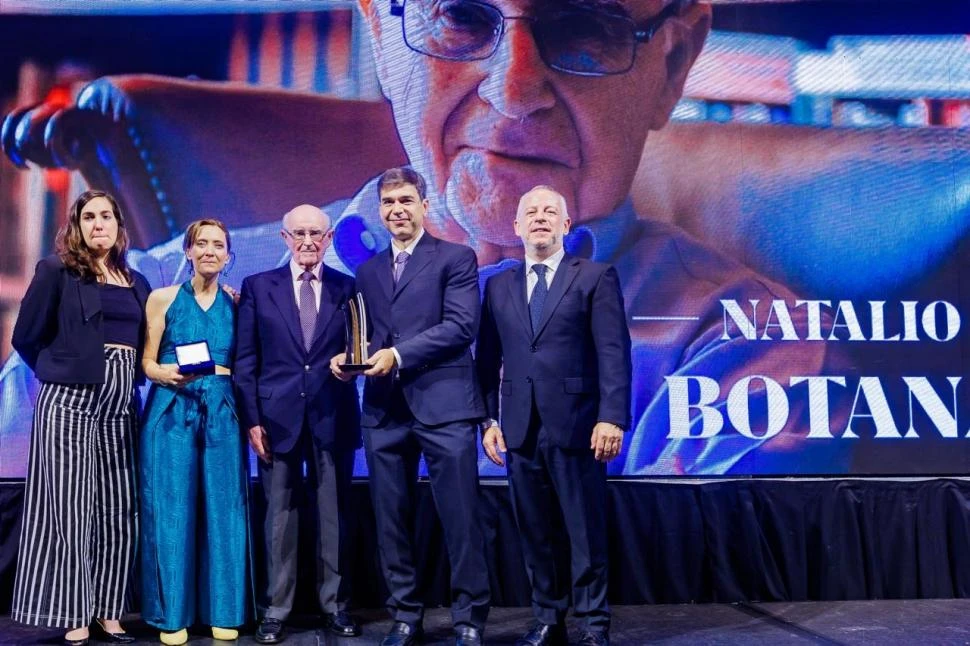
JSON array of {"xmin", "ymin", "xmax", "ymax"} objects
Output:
[{"xmin": 339, "ymin": 364, "xmax": 370, "ymax": 372}]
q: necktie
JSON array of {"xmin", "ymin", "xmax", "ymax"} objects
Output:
[
  {"xmin": 529, "ymin": 263, "xmax": 548, "ymax": 333},
  {"xmin": 299, "ymin": 271, "xmax": 317, "ymax": 352},
  {"xmin": 393, "ymin": 250, "xmax": 409, "ymax": 285}
]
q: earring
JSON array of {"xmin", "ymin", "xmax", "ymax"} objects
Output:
[{"xmin": 222, "ymin": 251, "xmax": 236, "ymax": 277}]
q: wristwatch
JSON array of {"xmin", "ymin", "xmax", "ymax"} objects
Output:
[{"xmin": 480, "ymin": 418, "xmax": 499, "ymax": 433}]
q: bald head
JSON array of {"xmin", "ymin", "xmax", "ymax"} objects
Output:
[
  {"xmin": 516, "ymin": 186, "xmax": 569, "ymax": 222},
  {"xmin": 514, "ymin": 186, "xmax": 572, "ymax": 261},
  {"xmin": 282, "ymin": 204, "xmax": 331, "ymax": 232},
  {"xmin": 281, "ymin": 204, "xmax": 333, "ymax": 270}
]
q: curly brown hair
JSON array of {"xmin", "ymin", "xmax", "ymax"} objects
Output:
[{"xmin": 56, "ymin": 190, "xmax": 132, "ymax": 283}]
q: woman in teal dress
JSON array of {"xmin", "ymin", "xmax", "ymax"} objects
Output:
[{"xmin": 140, "ymin": 219, "xmax": 248, "ymax": 644}]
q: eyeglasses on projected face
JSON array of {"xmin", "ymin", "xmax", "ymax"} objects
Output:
[{"xmin": 389, "ymin": 0, "xmax": 686, "ymax": 77}]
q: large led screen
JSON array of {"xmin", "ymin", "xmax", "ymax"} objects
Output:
[{"xmin": 0, "ymin": 0, "xmax": 968, "ymax": 477}]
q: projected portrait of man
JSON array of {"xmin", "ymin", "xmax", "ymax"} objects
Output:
[
  {"xmin": 339, "ymin": 0, "xmax": 852, "ymax": 475},
  {"xmin": 0, "ymin": 0, "xmax": 866, "ymax": 477},
  {"xmin": 359, "ymin": 0, "xmax": 703, "ymax": 256}
]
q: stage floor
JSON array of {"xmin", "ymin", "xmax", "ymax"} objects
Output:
[{"xmin": 4, "ymin": 599, "xmax": 970, "ymax": 645}]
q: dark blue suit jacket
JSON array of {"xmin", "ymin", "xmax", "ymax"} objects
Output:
[
  {"xmin": 355, "ymin": 233, "xmax": 485, "ymax": 427},
  {"xmin": 477, "ymin": 255, "xmax": 632, "ymax": 449},
  {"xmin": 12, "ymin": 255, "xmax": 151, "ymax": 384},
  {"xmin": 235, "ymin": 264, "xmax": 362, "ymax": 454}
]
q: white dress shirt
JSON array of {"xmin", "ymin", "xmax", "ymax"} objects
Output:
[
  {"xmin": 524, "ymin": 246, "xmax": 566, "ymax": 302},
  {"xmin": 390, "ymin": 228, "xmax": 425, "ymax": 257}
]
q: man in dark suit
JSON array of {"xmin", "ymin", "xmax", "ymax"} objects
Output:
[
  {"xmin": 235, "ymin": 204, "xmax": 362, "ymax": 644},
  {"xmin": 331, "ymin": 168, "xmax": 489, "ymax": 646},
  {"xmin": 477, "ymin": 186, "xmax": 632, "ymax": 646}
]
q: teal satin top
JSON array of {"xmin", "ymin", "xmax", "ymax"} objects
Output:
[{"xmin": 157, "ymin": 281, "xmax": 235, "ymax": 368}]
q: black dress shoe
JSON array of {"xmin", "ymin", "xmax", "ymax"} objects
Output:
[
  {"xmin": 93, "ymin": 620, "xmax": 136, "ymax": 644},
  {"xmin": 516, "ymin": 622, "xmax": 568, "ymax": 646},
  {"xmin": 255, "ymin": 618, "xmax": 286, "ymax": 644},
  {"xmin": 323, "ymin": 610, "xmax": 362, "ymax": 637},
  {"xmin": 577, "ymin": 631, "xmax": 610, "ymax": 646},
  {"xmin": 380, "ymin": 621, "xmax": 423, "ymax": 646},
  {"xmin": 454, "ymin": 625, "xmax": 483, "ymax": 646}
]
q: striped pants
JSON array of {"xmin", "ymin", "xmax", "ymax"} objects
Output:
[{"xmin": 11, "ymin": 348, "xmax": 139, "ymax": 629}]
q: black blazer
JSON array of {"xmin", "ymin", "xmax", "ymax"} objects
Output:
[
  {"xmin": 12, "ymin": 255, "xmax": 151, "ymax": 384},
  {"xmin": 234, "ymin": 264, "xmax": 362, "ymax": 454},
  {"xmin": 477, "ymin": 255, "xmax": 632, "ymax": 449}
]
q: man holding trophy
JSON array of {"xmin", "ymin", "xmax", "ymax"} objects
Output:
[
  {"xmin": 236, "ymin": 205, "xmax": 362, "ymax": 644},
  {"xmin": 332, "ymin": 168, "xmax": 489, "ymax": 646}
]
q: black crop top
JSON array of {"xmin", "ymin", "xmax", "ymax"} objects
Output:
[{"xmin": 99, "ymin": 283, "xmax": 142, "ymax": 348}]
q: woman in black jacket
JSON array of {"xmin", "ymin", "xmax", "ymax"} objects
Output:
[{"xmin": 10, "ymin": 190, "xmax": 150, "ymax": 646}]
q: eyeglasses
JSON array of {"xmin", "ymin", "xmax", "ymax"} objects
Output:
[
  {"xmin": 283, "ymin": 228, "xmax": 329, "ymax": 242},
  {"xmin": 389, "ymin": 0, "xmax": 685, "ymax": 77}
]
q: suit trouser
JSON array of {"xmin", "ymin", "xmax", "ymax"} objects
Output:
[
  {"xmin": 362, "ymin": 388, "xmax": 490, "ymax": 631},
  {"xmin": 258, "ymin": 428, "xmax": 355, "ymax": 620},
  {"xmin": 507, "ymin": 411, "xmax": 610, "ymax": 632},
  {"xmin": 12, "ymin": 348, "xmax": 138, "ymax": 629}
]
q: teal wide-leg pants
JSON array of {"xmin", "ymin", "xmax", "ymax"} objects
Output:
[{"xmin": 139, "ymin": 375, "xmax": 249, "ymax": 630}]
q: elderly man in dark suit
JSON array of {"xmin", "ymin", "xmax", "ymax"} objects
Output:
[
  {"xmin": 478, "ymin": 186, "xmax": 633, "ymax": 646},
  {"xmin": 331, "ymin": 167, "xmax": 489, "ymax": 646},
  {"xmin": 235, "ymin": 204, "xmax": 362, "ymax": 644}
]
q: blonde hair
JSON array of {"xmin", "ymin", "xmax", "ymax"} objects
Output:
[{"xmin": 182, "ymin": 218, "xmax": 232, "ymax": 252}]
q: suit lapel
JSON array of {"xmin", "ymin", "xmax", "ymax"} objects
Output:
[
  {"xmin": 393, "ymin": 234, "xmax": 435, "ymax": 300},
  {"xmin": 310, "ymin": 272, "xmax": 343, "ymax": 349},
  {"xmin": 507, "ymin": 263, "xmax": 531, "ymax": 337},
  {"xmin": 267, "ymin": 267, "xmax": 304, "ymax": 349},
  {"xmin": 533, "ymin": 255, "xmax": 580, "ymax": 340},
  {"xmin": 132, "ymin": 275, "xmax": 149, "ymax": 311},
  {"xmin": 376, "ymin": 249, "xmax": 394, "ymax": 304},
  {"xmin": 77, "ymin": 279, "xmax": 101, "ymax": 322}
]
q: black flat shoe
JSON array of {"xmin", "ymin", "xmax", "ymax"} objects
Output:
[{"xmin": 94, "ymin": 620, "xmax": 136, "ymax": 644}]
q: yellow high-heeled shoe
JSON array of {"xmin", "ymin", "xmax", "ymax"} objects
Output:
[
  {"xmin": 159, "ymin": 628, "xmax": 188, "ymax": 645},
  {"xmin": 211, "ymin": 627, "xmax": 239, "ymax": 641}
]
